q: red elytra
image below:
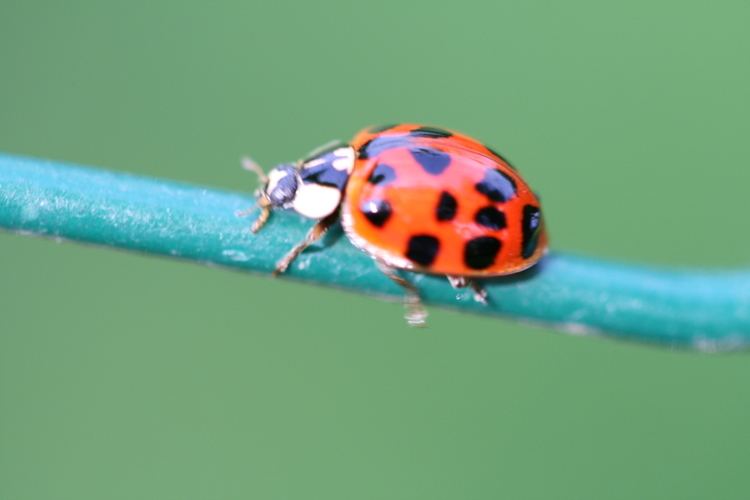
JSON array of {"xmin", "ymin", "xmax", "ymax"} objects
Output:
[{"xmin": 342, "ymin": 124, "xmax": 547, "ymax": 276}]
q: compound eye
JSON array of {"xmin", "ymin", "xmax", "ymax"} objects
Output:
[{"xmin": 266, "ymin": 164, "xmax": 298, "ymax": 207}]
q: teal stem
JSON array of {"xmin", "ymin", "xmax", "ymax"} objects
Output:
[{"xmin": 1, "ymin": 153, "xmax": 748, "ymax": 351}]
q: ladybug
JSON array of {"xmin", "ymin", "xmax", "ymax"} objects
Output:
[{"xmin": 241, "ymin": 124, "xmax": 548, "ymax": 325}]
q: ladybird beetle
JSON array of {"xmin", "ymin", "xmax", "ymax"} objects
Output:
[{"xmin": 241, "ymin": 124, "xmax": 548, "ymax": 326}]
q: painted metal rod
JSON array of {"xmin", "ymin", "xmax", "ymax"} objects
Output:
[{"xmin": 1, "ymin": 153, "xmax": 748, "ymax": 351}]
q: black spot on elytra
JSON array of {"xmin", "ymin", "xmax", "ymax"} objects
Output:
[
  {"xmin": 475, "ymin": 169, "xmax": 517, "ymax": 202},
  {"xmin": 464, "ymin": 236, "xmax": 501, "ymax": 270},
  {"xmin": 370, "ymin": 124, "xmax": 397, "ymax": 133},
  {"xmin": 360, "ymin": 199, "xmax": 392, "ymax": 228},
  {"xmin": 522, "ymin": 205, "xmax": 542, "ymax": 258},
  {"xmin": 368, "ymin": 163, "xmax": 397, "ymax": 186},
  {"xmin": 410, "ymin": 126, "xmax": 453, "ymax": 138},
  {"xmin": 474, "ymin": 206, "xmax": 507, "ymax": 230},
  {"xmin": 358, "ymin": 136, "xmax": 408, "ymax": 160},
  {"xmin": 410, "ymin": 147, "xmax": 451, "ymax": 175},
  {"xmin": 406, "ymin": 235, "xmax": 440, "ymax": 267},
  {"xmin": 486, "ymin": 146, "xmax": 517, "ymax": 171},
  {"xmin": 435, "ymin": 191, "xmax": 458, "ymax": 221}
]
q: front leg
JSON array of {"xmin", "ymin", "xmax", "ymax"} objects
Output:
[{"xmin": 273, "ymin": 213, "xmax": 337, "ymax": 276}]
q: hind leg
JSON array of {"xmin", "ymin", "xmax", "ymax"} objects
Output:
[
  {"xmin": 447, "ymin": 276, "xmax": 488, "ymax": 305},
  {"xmin": 376, "ymin": 262, "xmax": 428, "ymax": 327}
]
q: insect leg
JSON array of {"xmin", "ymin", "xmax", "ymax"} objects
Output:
[
  {"xmin": 377, "ymin": 262, "xmax": 428, "ymax": 327},
  {"xmin": 447, "ymin": 276, "xmax": 488, "ymax": 305},
  {"xmin": 250, "ymin": 197, "xmax": 271, "ymax": 233},
  {"xmin": 273, "ymin": 213, "xmax": 337, "ymax": 276},
  {"xmin": 447, "ymin": 276, "xmax": 467, "ymax": 288},
  {"xmin": 238, "ymin": 156, "xmax": 272, "ymax": 233},
  {"xmin": 236, "ymin": 196, "xmax": 271, "ymax": 232},
  {"xmin": 469, "ymin": 280, "xmax": 489, "ymax": 305}
]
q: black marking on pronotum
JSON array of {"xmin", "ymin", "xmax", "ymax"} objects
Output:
[
  {"xmin": 464, "ymin": 236, "xmax": 501, "ymax": 270},
  {"xmin": 406, "ymin": 234, "xmax": 440, "ymax": 267},
  {"xmin": 299, "ymin": 158, "xmax": 350, "ymax": 190},
  {"xmin": 369, "ymin": 124, "xmax": 398, "ymax": 133},
  {"xmin": 367, "ymin": 163, "xmax": 397, "ymax": 186},
  {"xmin": 409, "ymin": 126, "xmax": 453, "ymax": 138},
  {"xmin": 486, "ymin": 146, "xmax": 517, "ymax": 171},
  {"xmin": 358, "ymin": 136, "xmax": 410, "ymax": 160},
  {"xmin": 410, "ymin": 146, "xmax": 451, "ymax": 175},
  {"xmin": 474, "ymin": 206, "xmax": 507, "ymax": 230},
  {"xmin": 475, "ymin": 169, "xmax": 517, "ymax": 202},
  {"xmin": 360, "ymin": 199, "xmax": 392, "ymax": 228},
  {"xmin": 521, "ymin": 205, "xmax": 542, "ymax": 258},
  {"xmin": 435, "ymin": 191, "xmax": 458, "ymax": 221}
]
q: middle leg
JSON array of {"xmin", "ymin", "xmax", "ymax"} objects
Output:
[{"xmin": 447, "ymin": 276, "xmax": 488, "ymax": 305}]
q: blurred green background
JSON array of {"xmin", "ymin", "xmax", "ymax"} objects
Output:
[{"xmin": 2, "ymin": 1, "xmax": 749, "ymax": 499}]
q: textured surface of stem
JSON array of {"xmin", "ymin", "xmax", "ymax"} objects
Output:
[{"xmin": 1, "ymin": 153, "xmax": 749, "ymax": 350}]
